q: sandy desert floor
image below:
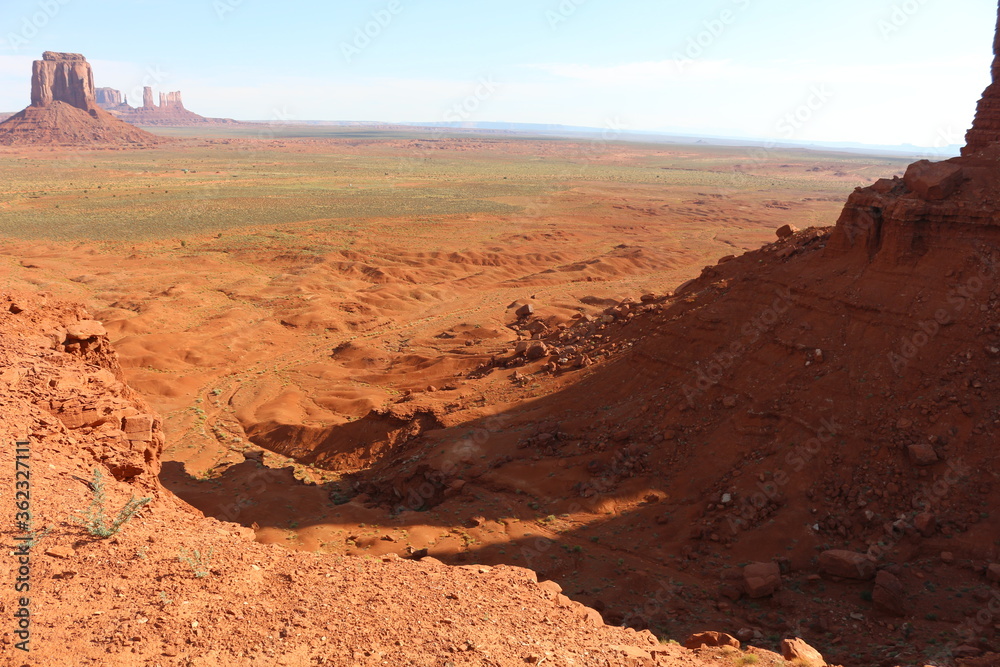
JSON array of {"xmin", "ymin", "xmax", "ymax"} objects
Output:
[{"xmin": 4, "ymin": 128, "xmax": 954, "ymax": 665}]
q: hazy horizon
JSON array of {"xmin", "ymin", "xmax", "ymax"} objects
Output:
[{"xmin": 0, "ymin": 0, "xmax": 994, "ymax": 149}]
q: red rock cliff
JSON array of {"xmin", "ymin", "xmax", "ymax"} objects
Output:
[
  {"xmin": 963, "ymin": 3, "xmax": 1000, "ymax": 155},
  {"xmin": 30, "ymin": 51, "xmax": 97, "ymax": 113}
]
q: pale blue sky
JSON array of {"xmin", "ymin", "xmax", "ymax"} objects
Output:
[{"xmin": 0, "ymin": 0, "xmax": 995, "ymax": 146}]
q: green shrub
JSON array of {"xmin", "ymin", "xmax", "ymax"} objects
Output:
[
  {"xmin": 77, "ymin": 468, "xmax": 152, "ymax": 538},
  {"xmin": 178, "ymin": 546, "xmax": 214, "ymax": 578}
]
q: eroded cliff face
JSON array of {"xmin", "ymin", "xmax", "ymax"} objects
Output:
[{"xmin": 30, "ymin": 51, "xmax": 97, "ymax": 113}]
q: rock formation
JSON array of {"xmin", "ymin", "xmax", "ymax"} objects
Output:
[
  {"xmin": 95, "ymin": 85, "xmax": 238, "ymax": 126},
  {"xmin": 159, "ymin": 90, "xmax": 183, "ymax": 109},
  {"xmin": 827, "ymin": 1, "xmax": 1000, "ymax": 262},
  {"xmin": 0, "ymin": 52, "xmax": 161, "ymax": 146},
  {"xmin": 963, "ymin": 4, "xmax": 1000, "ymax": 155},
  {"xmin": 95, "ymin": 86, "xmax": 127, "ymax": 110},
  {"xmin": 30, "ymin": 51, "xmax": 97, "ymax": 112}
]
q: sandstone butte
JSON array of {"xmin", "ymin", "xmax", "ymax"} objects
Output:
[
  {"xmin": 95, "ymin": 85, "xmax": 239, "ymax": 126},
  {"xmin": 0, "ymin": 51, "xmax": 161, "ymax": 146},
  {"xmin": 4, "ymin": 5, "xmax": 1000, "ymax": 667}
]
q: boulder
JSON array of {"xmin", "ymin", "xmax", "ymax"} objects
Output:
[
  {"xmin": 776, "ymin": 224, "xmax": 799, "ymax": 239},
  {"xmin": 818, "ymin": 550, "xmax": 876, "ymax": 580},
  {"xmin": 123, "ymin": 414, "xmax": 154, "ymax": 442},
  {"xmin": 65, "ymin": 320, "xmax": 107, "ymax": 341},
  {"xmin": 684, "ymin": 631, "xmax": 740, "ymax": 650},
  {"xmin": 525, "ymin": 342, "xmax": 549, "ymax": 360},
  {"xmin": 872, "ymin": 570, "xmax": 906, "ymax": 616},
  {"xmin": 907, "ymin": 443, "xmax": 939, "ymax": 466},
  {"xmin": 743, "ymin": 562, "xmax": 782, "ymax": 598},
  {"xmin": 903, "ymin": 159, "xmax": 964, "ymax": 200},
  {"xmin": 780, "ymin": 638, "xmax": 825, "ymax": 667},
  {"xmin": 913, "ymin": 512, "xmax": 937, "ymax": 537}
]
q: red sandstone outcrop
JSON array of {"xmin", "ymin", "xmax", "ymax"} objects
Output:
[
  {"xmin": 30, "ymin": 51, "xmax": 97, "ymax": 112},
  {"xmin": 95, "ymin": 84, "xmax": 239, "ymax": 126},
  {"xmin": 0, "ymin": 52, "xmax": 161, "ymax": 146},
  {"xmin": 826, "ymin": 3, "xmax": 1000, "ymax": 262},
  {"xmin": 964, "ymin": 4, "xmax": 1000, "ymax": 155},
  {"xmin": 95, "ymin": 86, "xmax": 123, "ymax": 107}
]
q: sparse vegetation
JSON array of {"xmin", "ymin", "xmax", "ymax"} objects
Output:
[
  {"xmin": 178, "ymin": 546, "xmax": 215, "ymax": 578},
  {"xmin": 76, "ymin": 467, "xmax": 152, "ymax": 539}
]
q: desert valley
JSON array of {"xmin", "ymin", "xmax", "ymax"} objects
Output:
[{"xmin": 1, "ymin": 5, "xmax": 999, "ymax": 667}]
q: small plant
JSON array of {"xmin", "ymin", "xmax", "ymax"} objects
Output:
[
  {"xmin": 738, "ymin": 655, "xmax": 760, "ymax": 665},
  {"xmin": 178, "ymin": 546, "xmax": 214, "ymax": 578},
  {"xmin": 76, "ymin": 468, "xmax": 152, "ymax": 538}
]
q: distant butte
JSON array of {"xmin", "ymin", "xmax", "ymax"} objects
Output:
[
  {"xmin": 95, "ymin": 85, "xmax": 240, "ymax": 126},
  {"xmin": 0, "ymin": 51, "xmax": 161, "ymax": 147}
]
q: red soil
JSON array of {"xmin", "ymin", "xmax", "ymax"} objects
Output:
[{"xmin": 0, "ymin": 291, "xmax": 816, "ymax": 666}]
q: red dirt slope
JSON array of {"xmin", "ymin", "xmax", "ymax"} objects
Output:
[{"xmin": 0, "ymin": 291, "xmax": 802, "ymax": 666}]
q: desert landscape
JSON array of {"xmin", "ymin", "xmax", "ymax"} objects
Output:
[{"xmin": 1, "ymin": 4, "xmax": 999, "ymax": 667}]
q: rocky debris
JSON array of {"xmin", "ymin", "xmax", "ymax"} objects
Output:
[
  {"xmin": 684, "ymin": 631, "xmax": 740, "ymax": 649},
  {"xmin": 1, "ymin": 294, "xmax": 164, "ymax": 486},
  {"xmin": 904, "ymin": 160, "xmax": 965, "ymax": 200},
  {"xmin": 776, "ymin": 224, "xmax": 799, "ymax": 239},
  {"xmin": 819, "ymin": 550, "xmax": 876, "ymax": 580},
  {"xmin": 491, "ymin": 295, "xmax": 663, "ymax": 375},
  {"xmin": 743, "ymin": 562, "xmax": 782, "ymax": 598},
  {"xmin": 988, "ymin": 563, "xmax": 1000, "ymax": 583},
  {"xmin": 872, "ymin": 570, "xmax": 906, "ymax": 616},
  {"xmin": 781, "ymin": 638, "xmax": 826, "ymax": 667},
  {"xmin": 907, "ymin": 443, "xmax": 940, "ymax": 466},
  {"xmin": 0, "ymin": 52, "xmax": 160, "ymax": 146}
]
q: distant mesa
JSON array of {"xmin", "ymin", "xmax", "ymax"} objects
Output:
[
  {"xmin": 0, "ymin": 51, "xmax": 161, "ymax": 147},
  {"xmin": 95, "ymin": 85, "xmax": 239, "ymax": 126}
]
